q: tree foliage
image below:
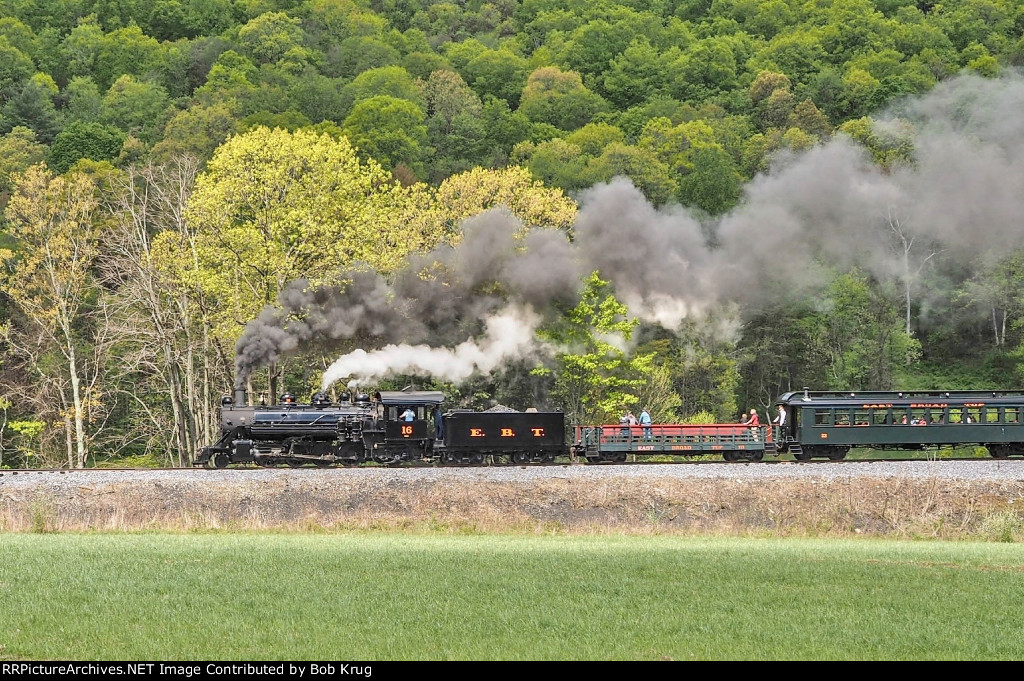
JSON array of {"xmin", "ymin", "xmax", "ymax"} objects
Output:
[
  {"xmin": 534, "ymin": 272, "xmax": 653, "ymax": 424},
  {"xmin": 2, "ymin": 164, "xmax": 104, "ymax": 467},
  {"xmin": 433, "ymin": 165, "xmax": 577, "ymax": 240},
  {"xmin": 170, "ymin": 126, "xmax": 430, "ymax": 340}
]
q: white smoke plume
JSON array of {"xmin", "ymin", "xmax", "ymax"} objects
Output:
[{"xmin": 322, "ymin": 305, "xmax": 544, "ymax": 389}]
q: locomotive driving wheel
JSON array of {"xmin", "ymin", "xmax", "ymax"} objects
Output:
[{"xmin": 213, "ymin": 452, "xmax": 230, "ymax": 469}]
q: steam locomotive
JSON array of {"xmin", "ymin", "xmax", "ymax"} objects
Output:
[
  {"xmin": 195, "ymin": 388, "xmax": 1024, "ymax": 468},
  {"xmin": 194, "ymin": 388, "xmax": 567, "ymax": 468}
]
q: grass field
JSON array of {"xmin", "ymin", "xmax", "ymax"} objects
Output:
[{"xmin": 1, "ymin": 533, "xmax": 1022, "ymax": 660}]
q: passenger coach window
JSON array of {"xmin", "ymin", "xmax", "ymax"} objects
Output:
[
  {"xmin": 966, "ymin": 408, "xmax": 981, "ymax": 423},
  {"xmin": 948, "ymin": 409, "xmax": 962, "ymax": 424},
  {"xmin": 872, "ymin": 410, "xmax": 889, "ymax": 425},
  {"xmin": 1005, "ymin": 407, "xmax": 1020, "ymax": 423},
  {"xmin": 854, "ymin": 410, "xmax": 869, "ymax": 425},
  {"xmin": 814, "ymin": 409, "xmax": 831, "ymax": 426}
]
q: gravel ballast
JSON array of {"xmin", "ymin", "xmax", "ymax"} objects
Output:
[{"xmin": 2, "ymin": 460, "xmax": 1023, "ymax": 535}]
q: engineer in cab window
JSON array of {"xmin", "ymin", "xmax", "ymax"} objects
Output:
[{"xmin": 401, "ymin": 407, "xmax": 415, "ymax": 422}]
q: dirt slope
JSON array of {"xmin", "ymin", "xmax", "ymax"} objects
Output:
[{"xmin": 2, "ymin": 465, "xmax": 1022, "ymax": 538}]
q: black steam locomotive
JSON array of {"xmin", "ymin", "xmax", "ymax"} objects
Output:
[{"xmin": 194, "ymin": 389, "xmax": 567, "ymax": 468}]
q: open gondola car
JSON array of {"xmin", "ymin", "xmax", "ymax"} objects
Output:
[{"xmin": 573, "ymin": 423, "xmax": 769, "ymax": 462}]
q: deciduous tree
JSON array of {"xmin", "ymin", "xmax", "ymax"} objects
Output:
[
  {"xmin": 433, "ymin": 165, "xmax": 577, "ymax": 240},
  {"xmin": 2, "ymin": 165, "xmax": 104, "ymax": 467},
  {"xmin": 533, "ymin": 272, "xmax": 652, "ymax": 425},
  {"xmin": 102, "ymin": 156, "xmax": 218, "ymax": 465},
  {"xmin": 518, "ymin": 66, "xmax": 609, "ymax": 131},
  {"xmin": 342, "ymin": 95, "xmax": 428, "ymax": 173},
  {"xmin": 174, "ymin": 127, "xmax": 429, "ymax": 396}
]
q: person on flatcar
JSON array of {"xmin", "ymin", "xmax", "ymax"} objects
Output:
[
  {"xmin": 625, "ymin": 410, "xmax": 638, "ymax": 439},
  {"xmin": 639, "ymin": 408, "xmax": 652, "ymax": 440},
  {"xmin": 741, "ymin": 408, "xmax": 759, "ymax": 440}
]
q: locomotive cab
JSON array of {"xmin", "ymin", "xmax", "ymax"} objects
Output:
[{"xmin": 362, "ymin": 391, "xmax": 444, "ymax": 464}]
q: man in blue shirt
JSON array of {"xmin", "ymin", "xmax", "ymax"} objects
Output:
[{"xmin": 639, "ymin": 408, "xmax": 652, "ymax": 440}]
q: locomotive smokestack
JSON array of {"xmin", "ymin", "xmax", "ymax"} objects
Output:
[{"xmin": 234, "ymin": 388, "xmax": 247, "ymax": 406}]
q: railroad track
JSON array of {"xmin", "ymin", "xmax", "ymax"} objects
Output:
[{"xmin": 0, "ymin": 456, "xmax": 1015, "ymax": 474}]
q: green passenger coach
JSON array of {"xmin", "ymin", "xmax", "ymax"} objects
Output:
[{"xmin": 774, "ymin": 389, "xmax": 1024, "ymax": 460}]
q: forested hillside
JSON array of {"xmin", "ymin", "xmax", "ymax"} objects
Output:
[{"xmin": 1, "ymin": 0, "xmax": 1023, "ymax": 467}]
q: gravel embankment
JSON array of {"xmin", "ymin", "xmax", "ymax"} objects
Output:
[{"xmin": 2, "ymin": 460, "xmax": 1023, "ymax": 535}]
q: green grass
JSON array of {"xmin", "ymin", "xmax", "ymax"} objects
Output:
[
  {"xmin": 840, "ymin": 446, "xmax": 991, "ymax": 460},
  {"xmin": 1, "ymin": 534, "xmax": 1023, "ymax": 660}
]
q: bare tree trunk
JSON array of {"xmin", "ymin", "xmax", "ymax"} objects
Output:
[
  {"xmin": 64, "ymin": 413, "xmax": 73, "ymax": 469},
  {"xmin": 888, "ymin": 208, "xmax": 941, "ymax": 342},
  {"xmin": 68, "ymin": 353, "xmax": 87, "ymax": 467},
  {"xmin": 905, "ymin": 249, "xmax": 913, "ymax": 333},
  {"xmin": 269, "ymin": 361, "xmax": 278, "ymax": 404},
  {"xmin": 167, "ymin": 361, "xmax": 188, "ymax": 467}
]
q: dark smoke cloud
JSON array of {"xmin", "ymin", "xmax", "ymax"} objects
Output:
[
  {"xmin": 233, "ymin": 209, "xmax": 581, "ymax": 387},
  {"xmin": 234, "ymin": 73, "xmax": 1024, "ymax": 388},
  {"xmin": 233, "ymin": 271, "xmax": 415, "ymax": 387}
]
